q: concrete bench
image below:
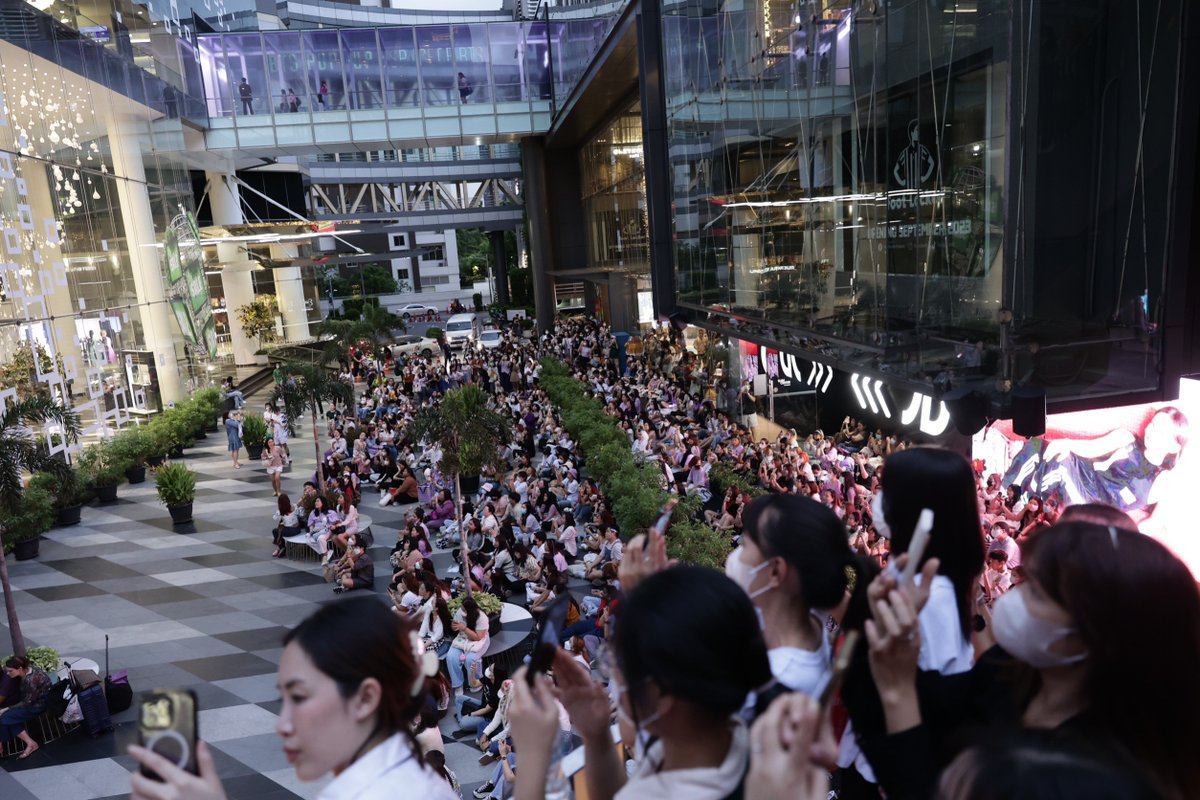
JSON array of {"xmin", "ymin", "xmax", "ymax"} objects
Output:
[{"xmin": 283, "ymin": 516, "xmax": 374, "ymax": 561}]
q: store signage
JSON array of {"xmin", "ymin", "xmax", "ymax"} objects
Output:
[{"xmin": 850, "ymin": 373, "xmax": 891, "ymax": 418}]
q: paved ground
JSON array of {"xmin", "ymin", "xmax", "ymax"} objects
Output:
[{"xmin": 0, "ymin": 390, "xmax": 509, "ymax": 799}]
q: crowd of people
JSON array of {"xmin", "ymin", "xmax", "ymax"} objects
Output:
[{"xmin": 131, "ymin": 314, "xmax": 1200, "ymax": 800}]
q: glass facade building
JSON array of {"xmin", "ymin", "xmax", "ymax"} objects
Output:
[{"xmin": 658, "ymin": 0, "xmax": 1194, "ymax": 417}]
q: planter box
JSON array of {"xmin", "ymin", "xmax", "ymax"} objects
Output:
[
  {"xmin": 147, "ymin": 454, "xmax": 166, "ymax": 467},
  {"xmin": 95, "ymin": 485, "xmax": 118, "ymax": 504},
  {"xmin": 169, "ymin": 445, "xmax": 184, "ymax": 459},
  {"xmin": 56, "ymin": 504, "xmax": 82, "ymax": 527},
  {"xmin": 246, "ymin": 444, "xmax": 265, "ymax": 460},
  {"xmin": 125, "ymin": 466, "xmax": 146, "ymax": 484},
  {"xmin": 12, "ymin": 536, "xmax": 39, "ymax": 560},
  {"xmin": 168, "ymin": 503, "xmax": 194, "ymax": 526}
]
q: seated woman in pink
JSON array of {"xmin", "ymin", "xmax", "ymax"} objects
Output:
[{"xmin": 426, "ymin": 489, "xmax": 455, "ymax": 532}]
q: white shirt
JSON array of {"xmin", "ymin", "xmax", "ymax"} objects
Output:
[
  {"xmin": 316, "ymin": 733, "xmax": 457, "ymax": 800},
  {"xmin": 768, "ymin": 630, "xmax": 832, "ymax": 698},
  {"xmin": 617, "ymin": 720, "xmax": 748, "ymax": 800}
]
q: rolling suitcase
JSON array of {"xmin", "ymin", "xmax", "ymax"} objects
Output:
[
  {"xmin": 103, "ymin": 636, "xmax": 133, "ymax": 715},
  {"xmin": 74, "ymin": 680, "xmax": 113, "ymax": 737}
]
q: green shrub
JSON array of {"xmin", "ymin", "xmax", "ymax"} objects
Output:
[
  {"xmin": 195, "ymin": 387, "xmax": 224, "ymax": 416},
  {"xmin": 241, "ymin": 413, "xmax": 269, "ymax": 447},
  {"xmin": 110, "ymin": 426, "xmax": 154, "ymax": 468},
  {"xmin": 3, "ymin": 646, "xmax": 59, "ymax": 673},
  {"xmin": 1, "ymin": 484, "xmax": 56, "ymax": 548},
  {"xmin": 146, "ymin": 419, "xmax": 176, "ymax": 455},
  {"xmin": 155, "ymin": 462, "xmax": 196, "ymax": 508},
  {"xmin": 448, "ymin": 592, "xmax": 503, "ymax": 617},
  {"xmin": 77, "ymin": 441, "xmax": 129, "ymax": 489},
  {"xmin": 425, "ymin": 327, "xmax": 443, "ymax": 340},
  {"xmin": 28, "ymin": 469, "xmax": 86, "ymax": 509}
]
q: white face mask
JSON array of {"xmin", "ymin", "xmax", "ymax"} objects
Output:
[
  {"xmin": 725, "ymin": 546, "xmax": 774, "ymax": 602},
  {"xmin": 871, "ymin": 492, "xmax": 892, "ymax": 540},
  {"xmin": 614, "ymin": 679, "xmax": 663, "ymax": 736},
  {"xmin": 991, "ymin": 588, "xmax": 1087, "ymax": 669}
]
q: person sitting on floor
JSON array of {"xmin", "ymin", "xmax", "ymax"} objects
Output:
[
  {"xmin": 332, "ymin": 533, "xmax": 374, "ymax": 594},
  {"xmin": 0, "ymin": 656, "xmax": 51, "ymax": 759},
  {"xmin": 271, "ymin": 493, "xmax": 301, "ymax": 558}
]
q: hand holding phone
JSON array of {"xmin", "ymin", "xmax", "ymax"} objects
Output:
[{"xmin": 138, "ymin": 689, "xmax": 198, "ymax": 779}]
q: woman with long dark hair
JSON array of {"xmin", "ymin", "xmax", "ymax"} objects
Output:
[
  {"xmin": 129, "ymin": 596, "xmax": 454, "ymax": 799},
  {"xmin": 841, "ymin": 446, "xmax": 984, "ymax": 795},
  {"xmin": 855, "ymin": 520, "xmax": 1200, "ymax": 800}
]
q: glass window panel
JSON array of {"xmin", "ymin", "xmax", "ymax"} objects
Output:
[
  {"xmin": 452, "ymin": 24, "xmax": 490, "ymax": 103},
  {"xmin": 197, "ymin": 36, "xmax": 230, "ymax": 116},
  {"xmin": 303, "ymin": 30, "xmax": 345, "ymax": 110},
  {"xmin": 379, "ymin": 27, "xmax": 418, "ymax": 108},
  {"xmin": 340, "ymin": 29, "xmax": 383, "ymax": 110},
  {"xmin": 415, "ymin": 26, "xmax": 454, "ymax": 106},
  {"xmin": 224, "ymin": 33, "xmax": 268, "ymax": 116},
  {"xmin": 263, "ymin": 32, "xmax": 307, "ymax": 114},
  {"xmin": 524, "ymin": 21, "xmax": 551, "ymax": 101},
  {"xmin": 488, "ymin": 23, "xmax": 524, "ymax": 102}
]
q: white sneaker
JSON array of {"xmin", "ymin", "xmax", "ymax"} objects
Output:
[{"xmin": 379, "ymin": 493, "xmax": 392, "ymax": 507}]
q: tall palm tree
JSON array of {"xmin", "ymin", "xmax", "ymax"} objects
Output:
[
  {"xmin": 0, "ymin": 395, "xmax": 81, "ymax": 658},
  {"xmin": 269, "ymin": 362, "xmax": 353, "ymax": 486},
  {"xmin": 411, "ymin": 385, "xmax": 511, "ymax": 597}
]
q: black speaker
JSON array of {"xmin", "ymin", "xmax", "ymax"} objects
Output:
[
  {"xmin": 943, "ymin": 388, "xmax": 989, "ymax": 436},
  {"xmin": 1011, "ymin": 386, "xmax": 1046, "ymax": 438}
]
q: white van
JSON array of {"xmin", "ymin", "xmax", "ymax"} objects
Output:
[{"xmin": 443, "ymin": 313, "xmax": 479, "ymax": 349}]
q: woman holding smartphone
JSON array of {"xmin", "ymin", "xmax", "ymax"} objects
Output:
[{"xmin": 128, "ymin": 596, "xmax": 456, "ymax": 800}]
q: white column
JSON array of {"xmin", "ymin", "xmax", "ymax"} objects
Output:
[
  {"xmin": 274, "ymin": 266, "xmax": 310, "ymax": 342},
  {"xmin": 222, "ymin": 262, "xmax": 263, "ymax": 365},
  {"xmin": 108, "ymin": 116, "xmax": 184, "ymax": 405},
  {"xmin": 207, "ymin": 171, "xmax": 268, "ymax": 365}
]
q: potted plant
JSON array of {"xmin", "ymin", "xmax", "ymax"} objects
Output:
[
  {"xmin": 182, "ymin": 400, "xmax": 209, "ymax": 440},
  {"xmin": 155, "ymin": 462, "xmax": 196, "ymax": 526},
  {"xmin": 145, "ymin": 419, "xmax": 174, "ymax": 466},
  {"xmin": 195, "ymin": 387, "xmax": 223, "ymax": 431},
  {"xmin": 77, "ymin": 441, "xmax": 128, "ymax": 503},
  {"xmin": 28, "ymin": 469, "xmax": 87, "ymax": 527},
  {"xmin": 449, "ymin": 591, "xmax": 505, "ymax": 636},
  {"xmin": 111, "ymin": 427, "xmax": 153, "ymax": 484},
  {"xmin": 166, "ymin": 410, "xmax": 194, "ymax": 456},
  {"xmin": 2, "ymin": 645, "xmax": 59, "ymax": 673},
  {"xmin": 1, "ymin": 482, "xmax": 56, "ymax": 560},
  {"xmin": 241, "ymin": 413, "xmax": 269, "ymax": 460}
]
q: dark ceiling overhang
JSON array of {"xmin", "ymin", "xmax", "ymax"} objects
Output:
[{"xmin": 546, "ymin": 0, "xmax": 641, "ymax": 149}]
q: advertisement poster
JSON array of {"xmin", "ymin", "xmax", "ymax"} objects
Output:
[
  {"xmin": 163, "ymin": 211, "xmax": 216, "ymax": 357},
  {"xmin": 974, "ymin": 395, "xmax": 1198, "ymax": 577}
]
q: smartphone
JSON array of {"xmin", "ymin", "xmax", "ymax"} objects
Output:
[
  {"xmin": 138, "ymin": 689, "xmax": 198, "ymax": 779},
  {"xmin": 526, "ymin": 592, "xmax": 571, "ymax": 686},
  {"xmin": 899, "ymin": 509, "xmax": 935, "ymax": 585},
  {"xmin": 817, "ymin": 630, "xmax": 860, "ymax": 711},
  {"xmin": 649, "ymin": 498, "xmax": 679, "ymax": 539}
]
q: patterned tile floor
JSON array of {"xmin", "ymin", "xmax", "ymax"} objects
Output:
[{"xmin": 0, "ymin": 394, "xmax": 509, "ymax": 799}]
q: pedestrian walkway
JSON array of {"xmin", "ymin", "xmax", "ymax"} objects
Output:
[{"xmin": 0, "ymin": 392, "xmax": 500, "ymax": 798}]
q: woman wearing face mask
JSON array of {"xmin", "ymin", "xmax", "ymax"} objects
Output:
[
  {"xmin": 840, "ymin": 447, "xmax": 984, "ymax": 797},
  {"xmin": 725, "ymin": 494, "xmax": 864, "ymax": 698},
  {"xmin": 554, "ymin": 565, "xmax": 772, "ymax": 800},
  {"xmin": 128, "ymin": 596, "xmax": 454, "ymax": 800},
  {"xmin": 857, "ymin": 520, "xmax": 1200, "ymax": 800}
]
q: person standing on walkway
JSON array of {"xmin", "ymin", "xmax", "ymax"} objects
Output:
[
  {"xmin": 239, "ymin": 77, "xmax": 254, "ymax": 115},
  {"xmin": 224, "ymin": 411, "xmax": 244, "ymax": 469},
  {"xmin": 264, "ymin": 436, "xmax": 286, "ymax": 497}
]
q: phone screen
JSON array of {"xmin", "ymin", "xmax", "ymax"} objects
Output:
[
  {"xmin": 138, "ymin": 689, "xmax": 199, "ymax": 778},
  {"xmin": 526, "ymin": 593, "xmax": 570, "ymax": 685}
]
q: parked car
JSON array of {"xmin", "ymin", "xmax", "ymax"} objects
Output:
[
  {"xmin": 475, "ymin": 328, "xmax": 504, "ymax": 350},
  {"xmin": 395, "ymin": 302, "xmax": 440, "ymax": 319},
  {"xmin": 443, "ymin": 313, "xmax": 479, "ymax": 349},
  {"xmin": 389, "ymin": 334, "xmax": 439, "ymax": 359}
]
